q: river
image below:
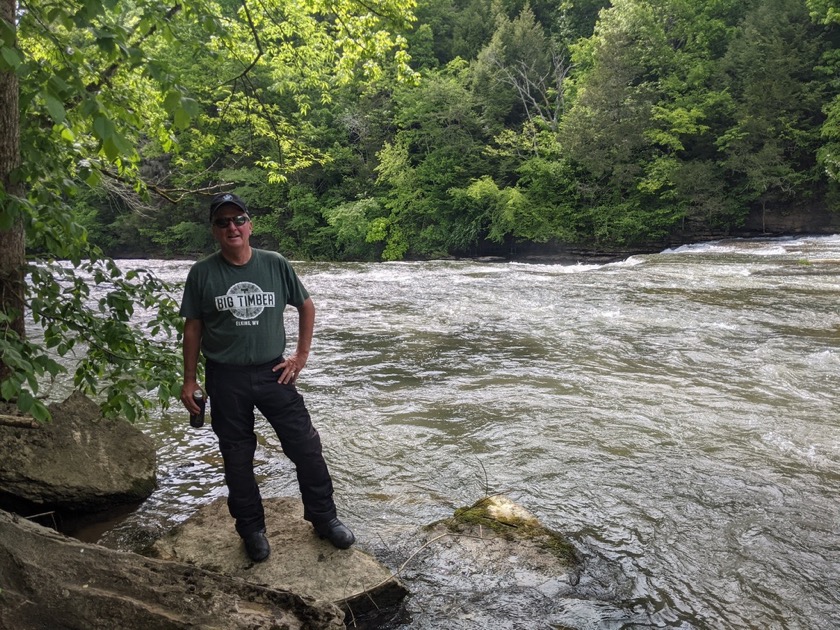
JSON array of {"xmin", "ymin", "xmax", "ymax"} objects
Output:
[{"xmin": 68, "ymin": 235, "xmax": 840, "ymax": 629}]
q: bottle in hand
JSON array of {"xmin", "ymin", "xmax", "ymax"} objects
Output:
[{"xmin": 190, "ymin": 389, "xmax": 206, "ymax": 428}]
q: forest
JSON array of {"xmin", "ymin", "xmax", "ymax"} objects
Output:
[
  {"xmin": 11, "ymin": 0, "xmax": 840, "ymax": 262},
  {"xmin": 2, "ymin": 0, "xmax": 840, "ymax": 421}
]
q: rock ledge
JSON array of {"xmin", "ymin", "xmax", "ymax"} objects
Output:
[
  {"xmin": 0, "ymin": 508, "xmax": 344, "ymax": 629},
  {"xmin": 148, "ymin": 496, "xmax": 408, "ymax": 621}
]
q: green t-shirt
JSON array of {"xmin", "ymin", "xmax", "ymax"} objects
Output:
[{"xmin": 179, "ymin": 249, "xmax": 310, "ymax": 365}]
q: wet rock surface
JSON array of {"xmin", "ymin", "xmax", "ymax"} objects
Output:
[
  {"xmin": 395, "ymin": 495, "xmax": 583, "ymax": 627},
  {"xmin": 425, "ymin": 495, "xmax": 580, "ymax": 585}
]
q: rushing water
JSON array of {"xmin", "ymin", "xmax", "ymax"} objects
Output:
[{"xmin": 56, "ymin": 236, "xmax": 840, "ymax": 629}]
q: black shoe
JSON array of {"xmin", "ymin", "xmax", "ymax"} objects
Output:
[
  {"xmin": 243, "ymin": 530, "xmax": 270, "ymax": 562},
  {"xmin": 314, "ymin": 518, "xmax": 355, "ymax": 549}
]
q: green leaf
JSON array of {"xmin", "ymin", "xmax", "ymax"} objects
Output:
[
  {"xmin": 102, "ymin": 136, "xmax": 119, "ymax": 161},
  {"xmin": 121, "ymin": 399, "xmax": 137, "ymax": 423},
  {"xmin": 111, "ymin": 131, "xmax": 134, "ymax": 157},
  {"xmin": 80, "ymin": 95, "xmax": 99, "ymax": 118},
  {"xmin": 163, "ymin": 90, "xmax": 182, "ymax": 113},
  {"xmin": 85, "ymin": 170, "xmax": 101, "ymax": 186},
  {"xmin": 0, "ymin": 46, "xmax": 21, "ymax": 70},
  {"xmin": 95, "ymin": 34, "xmax": 116, "ymax": 55},
  {"xmin": 30, "ymin": 401, "xmax": 52, "ymax": 423},
  {"xmin": 173, "ymin": 107, "xmax": 191, "ymax": 129},
  {"xmin": 17, "ymin": 389, "xmax": 34, "ymax": 413},
  {"xmin": 43, "ymin": 94, "xmax": 66, "ymax": 122},
  {"xmin": 34, "ymin": 355, "xmax": 64, "ymax": 377},
  {"xmin": 0, "ymin": 17, "xmax": 15, "ymax": 46},
  {"xmin": 181, "ymin": 97, "xmax": 200, "ymax": 117},
  {"xmin": 0, "ymin": 378, "xmax": 19, "ymax": 401},
  {"xmin": 47, "ymin": 73, "xmax": 70, "ymax": 94},
  {"xmin": 93, "ymin": 115, "xmax": 113, "ymax": 141}
]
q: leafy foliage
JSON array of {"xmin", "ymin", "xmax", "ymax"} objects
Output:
[{"xmin": 0, "ymin": 256, "xmax": 183, "ymax": 422}]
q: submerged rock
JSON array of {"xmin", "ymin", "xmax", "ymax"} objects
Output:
[
  {"xmin": 0, "ymin": 392, "xmax": 156, "ymax": 515},
  {"xmin": 396, "ymin": 494, "xmax": 582, "ymax": 626},
  {"xmin": 148, "ymin": 496, "xmax": 409, "ymax": 623},
  {"xmin": 432, "ymin": 494, "xmax": 580, "ymax": 569}
]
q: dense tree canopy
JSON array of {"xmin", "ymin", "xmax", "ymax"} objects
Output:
[
  {"xmin": 57, "ymin": 0, "xmax": 837, "ymax": 262},
  {"xmin": 2, "ymin": 0, "xmax": 839, "ymax": 419}
]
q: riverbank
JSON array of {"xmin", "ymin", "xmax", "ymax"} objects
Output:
[{"xmin": 107, "ymin": 202, "xmax": 840, "ymax": 266}]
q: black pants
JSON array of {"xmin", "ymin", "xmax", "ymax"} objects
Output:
[{"xmin": 205, "ymin": 358, "xmax": 337, "ymax": 538}]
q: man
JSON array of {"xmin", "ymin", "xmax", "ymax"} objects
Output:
[{"xmin": 179, "ymin": 192, "xmax": 354, "ymax": 562}]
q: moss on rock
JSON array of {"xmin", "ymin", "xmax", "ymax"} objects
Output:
[{"xmin": 431, "ymin": 495, "xmax": 579, "ymax": 565}]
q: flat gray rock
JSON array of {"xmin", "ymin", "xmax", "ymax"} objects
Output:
[{"xmin": 148, "ymin": 496, "xmax": 408, "ymax": 620}]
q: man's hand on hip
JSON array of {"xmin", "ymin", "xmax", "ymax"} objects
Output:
[{"xmin": 273, "ymin": 352, "xmax": 308, "ymax": 384}]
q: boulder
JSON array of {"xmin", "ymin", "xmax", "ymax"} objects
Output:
[
  {"xmin": 148, "ymin": 496, "xmax": 408, "ymax": 623},
  {"xmin": 0, "ymin": 508, "xmax": 344, "ymax": 629},
  {"xmin": 425, "ymin": 495, "xmax": 580, "ymax": 573},
  {"xmin": 0, "ymin": 392, "xmax": 156, "ymax": 514},
  {"xmin": 403, "ymin": 494, "xmax": 581, "ymax": 614}
]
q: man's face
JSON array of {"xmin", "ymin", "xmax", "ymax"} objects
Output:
[{"xmin": 211, "ymin": 205, "xmax": 252, "ymax": 251}]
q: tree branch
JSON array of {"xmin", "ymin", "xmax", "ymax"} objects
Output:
[
  {"xmin": 99, "ymin": 168, "xmax": 234, "ymax": 205},
  {"xmin": 0, "ymin": 414, "xmax": 39, "ymax": 428},
  {"xmin": 224, "ymin": 0, "xmax": 264, "ymax": 84}
]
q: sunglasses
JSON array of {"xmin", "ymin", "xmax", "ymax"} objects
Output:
[{"xmin": 213, "ymin": 215, "xmax": 249, "ymax": 228}]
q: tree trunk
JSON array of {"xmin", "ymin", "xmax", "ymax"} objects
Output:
[{"xmin": 0, "ymin": 0, "xmax": 26, "ymax": 389}]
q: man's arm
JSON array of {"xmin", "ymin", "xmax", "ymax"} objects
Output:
[
  {"xmin": 181, "ymin": 317, "xmax": 204, "ymax": 412},
  {"xmin": 274, "ymin": 297, "xmax": 315, "ymax": 384},
  {"xmin": 295, "ymin": 296, "xmax": 315, "ymax": 358}
]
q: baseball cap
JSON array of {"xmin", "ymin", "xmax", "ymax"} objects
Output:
[{"xmin": 209, "ymin": 192, "xmax": 249, "ymax": 221}]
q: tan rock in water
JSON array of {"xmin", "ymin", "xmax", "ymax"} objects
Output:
[
  {"xmin": 421, "ymin": 494, "xmax": 581, "ymax": 597},
  {"xmin": 148, "ymin": 496, "xmax": 408, "ymax": 621}
]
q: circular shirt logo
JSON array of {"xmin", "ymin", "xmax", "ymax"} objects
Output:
[{"xmin": 227, "ymin": 281, "xmax": 265, "ymax": 319}]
